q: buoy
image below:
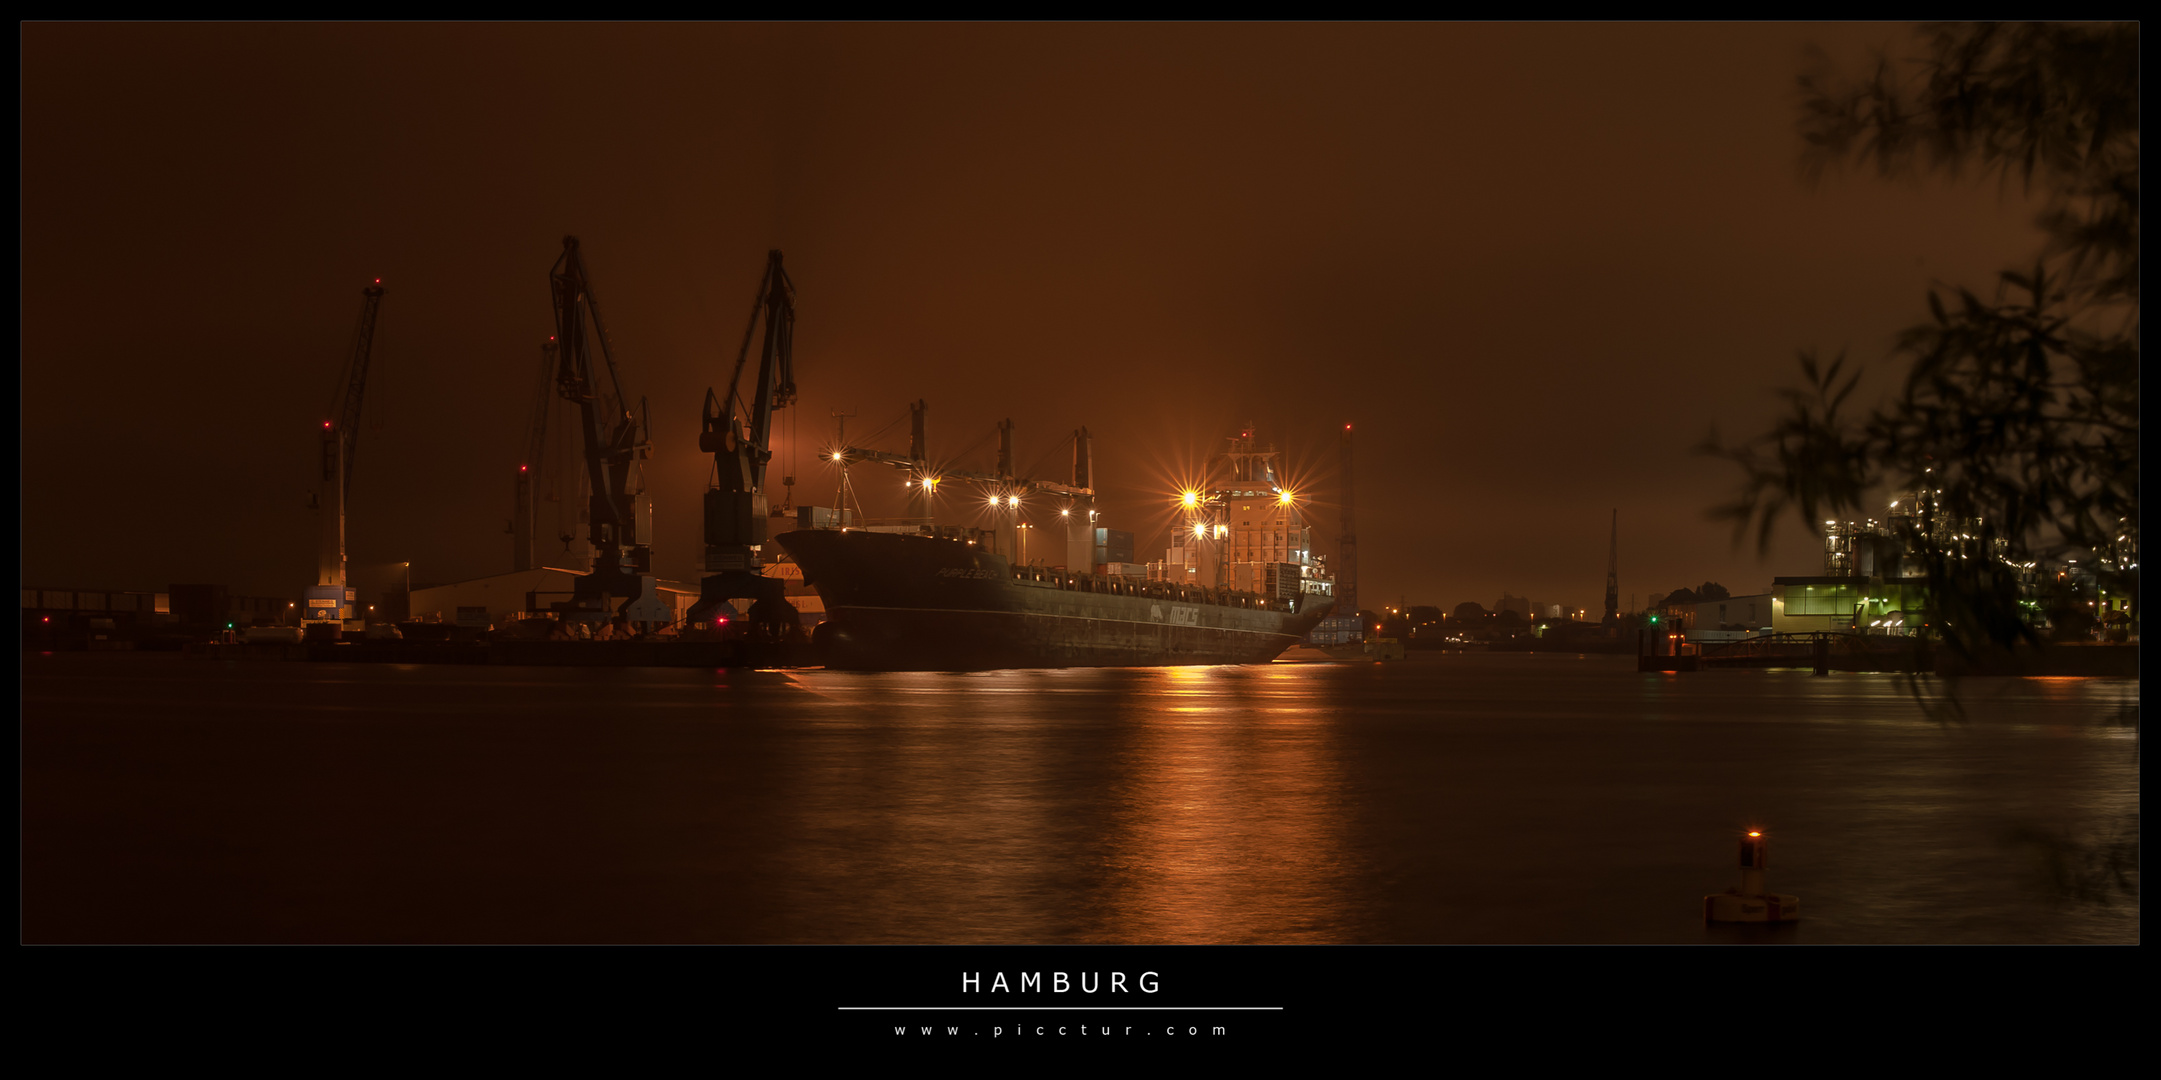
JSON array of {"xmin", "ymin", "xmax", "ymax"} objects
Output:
[{"xmin": 1704, "ymin": 829, "xmax": 1800, "ymax": 923}]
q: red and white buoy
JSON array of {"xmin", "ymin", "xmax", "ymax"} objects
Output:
[{"xmin": 1704, "ymin": 829, "xmax": 1800, "ymax": 923}]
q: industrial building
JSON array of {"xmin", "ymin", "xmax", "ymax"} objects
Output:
[
  {"xmin": 1766, "ymin": 578, "xmax": 1928, "ymax": 636},
  {"xmin": 408, "ymin": 568, "xmax": 702, "ymax": 630},
  {"xmin": 1688, "ymin": 593, "xmax": 1775, "ymax": 644},
  {"xmin": 22, "ymin": 584, "xmax": 301, "ymax": 649},
  {"xmin": 1743, "ymin": 491, "xmax": 2136, "ymax": 641}
]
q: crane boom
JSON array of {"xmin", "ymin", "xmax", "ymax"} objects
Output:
[{"xmin": 334, "ymin": 284, "xmax": 385, "ymax": 493}]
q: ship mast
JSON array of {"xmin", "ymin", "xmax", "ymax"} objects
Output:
[{"xmin": 1338, "ymin": 423, "xmax": 1358, "ymax": 618}]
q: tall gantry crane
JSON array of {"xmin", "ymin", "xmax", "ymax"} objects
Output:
[
  {"xmin": 549, "ymin": 236, "xmax": 665, "ymax": 627},
  {"xmin": 692, "ymin": 250, "xmax": 800, "ymax": 636},
  {"xmin": 303, "ymin": 281, "xmax": 385, "ymax": 628}
]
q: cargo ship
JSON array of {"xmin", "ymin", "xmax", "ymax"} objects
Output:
[{"xmin": 779, "ymin": 528, "xmax": 1334, "ymax": 670}]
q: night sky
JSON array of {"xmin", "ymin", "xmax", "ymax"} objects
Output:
[{"xmin": 23, "ymin": 23, "xmax": 2048, "ymax": 613}]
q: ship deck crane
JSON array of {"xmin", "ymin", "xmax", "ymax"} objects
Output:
[
  {"xmin": 692, "ymin": 250, "xmax": 800, "ymax": 636},
  {"xmin": 843, "ymin": 415, "xmax": 1095, "ymax": 501},
  {"xmin": 303, "ymin": 281, "xmax": 385, "ymax": 629},
  {"xmin": 832, "ymin": 400, "xmax": 931, "ymax": 522},
  {"xmin": 840, "ymin": 413, "xmax": 1095, "ymax": 564},
  {"xmin": 549, "ymin": 236, "xmax": 665, "ymax": 628}
]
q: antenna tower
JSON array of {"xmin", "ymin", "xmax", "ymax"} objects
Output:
[
  {"xmin": 1603, "ymin": 509, "xmax": 1620, "ymax": 626},
  {"xmin": 1338, "ymin": 423, "xmax": 1358, "ymax": 617}
]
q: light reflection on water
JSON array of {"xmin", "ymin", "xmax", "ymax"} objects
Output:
[{"xmin": 20, "ymin": 652, "xmax": 2138, "ymax": 944}]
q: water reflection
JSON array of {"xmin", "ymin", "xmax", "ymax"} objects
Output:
[
  {"xmin": 1086, "ymin": 668, "xmax": 1352, "ymax": 942},
  {"xmin": 19, "ymin": 651, "xmax": 2139, "ymax": 944},
  {"xmin": 748, "ymin": 667, "xmax": 1355, "ymax": 942}
]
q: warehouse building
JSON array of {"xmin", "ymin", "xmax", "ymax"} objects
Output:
[{"xmin": 408, "ymin": 568, "xmax": 703, "ymax": 629}]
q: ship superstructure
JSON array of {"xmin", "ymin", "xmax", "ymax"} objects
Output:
[{"xmin": 1154, "ymin": 427, "xmax": 1336, "ymax": 614}]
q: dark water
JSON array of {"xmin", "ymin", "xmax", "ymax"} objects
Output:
[{"xmin": 22, "ymin": 650, "xmax": 2137, "ymax": 944}]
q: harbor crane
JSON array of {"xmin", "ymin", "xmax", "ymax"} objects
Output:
[
  {"xmin": 549, "ymin": 236, "xmax": 667, "ymax": 628},
  {"xmin": 303, "ymin": 280, "xmax": 385, "ymax": 629},
  {"xmin": 691, "ymin": 250, "xmax": 801, "ymax": 638}
]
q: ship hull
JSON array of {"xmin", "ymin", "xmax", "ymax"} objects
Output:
[{"xmin": 778, "ymin": 529, "xmax": 1333, "ymax": 671}]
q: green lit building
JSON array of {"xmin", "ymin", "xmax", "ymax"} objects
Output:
[{"xmin": 1770, "ymin": 576, "xmax": 1930, "ymax": 636}]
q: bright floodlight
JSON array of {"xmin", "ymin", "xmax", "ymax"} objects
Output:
[
  {"xmin": 1181, "ymin": 491, "xmax": 1198, "ymax": 509},
  {"xmin": 1278, "ymin": 490, "xmax": 1293, "ymax": 505},
  {"xmin": 1006, "ymin": 495, "xmax": 1018, "ymax": 508}
]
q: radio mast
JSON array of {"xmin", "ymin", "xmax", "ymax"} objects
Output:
[
  {"xmin": 1603, "ymin": 509, "xmax": 1620, "ymax": 627},
  {"xmin": 1337, "ymin": 423, "xmax": 1358, "ymax": 617}
]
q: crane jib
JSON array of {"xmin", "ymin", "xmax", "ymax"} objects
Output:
[{"xmin": 331, "ymin": 285, "xmax": 385, "ymax": 493}]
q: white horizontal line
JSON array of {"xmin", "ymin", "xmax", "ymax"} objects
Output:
[{"xmin": 839, "ymin": 1006, "xmax": 1282, "ymax": 1011}]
